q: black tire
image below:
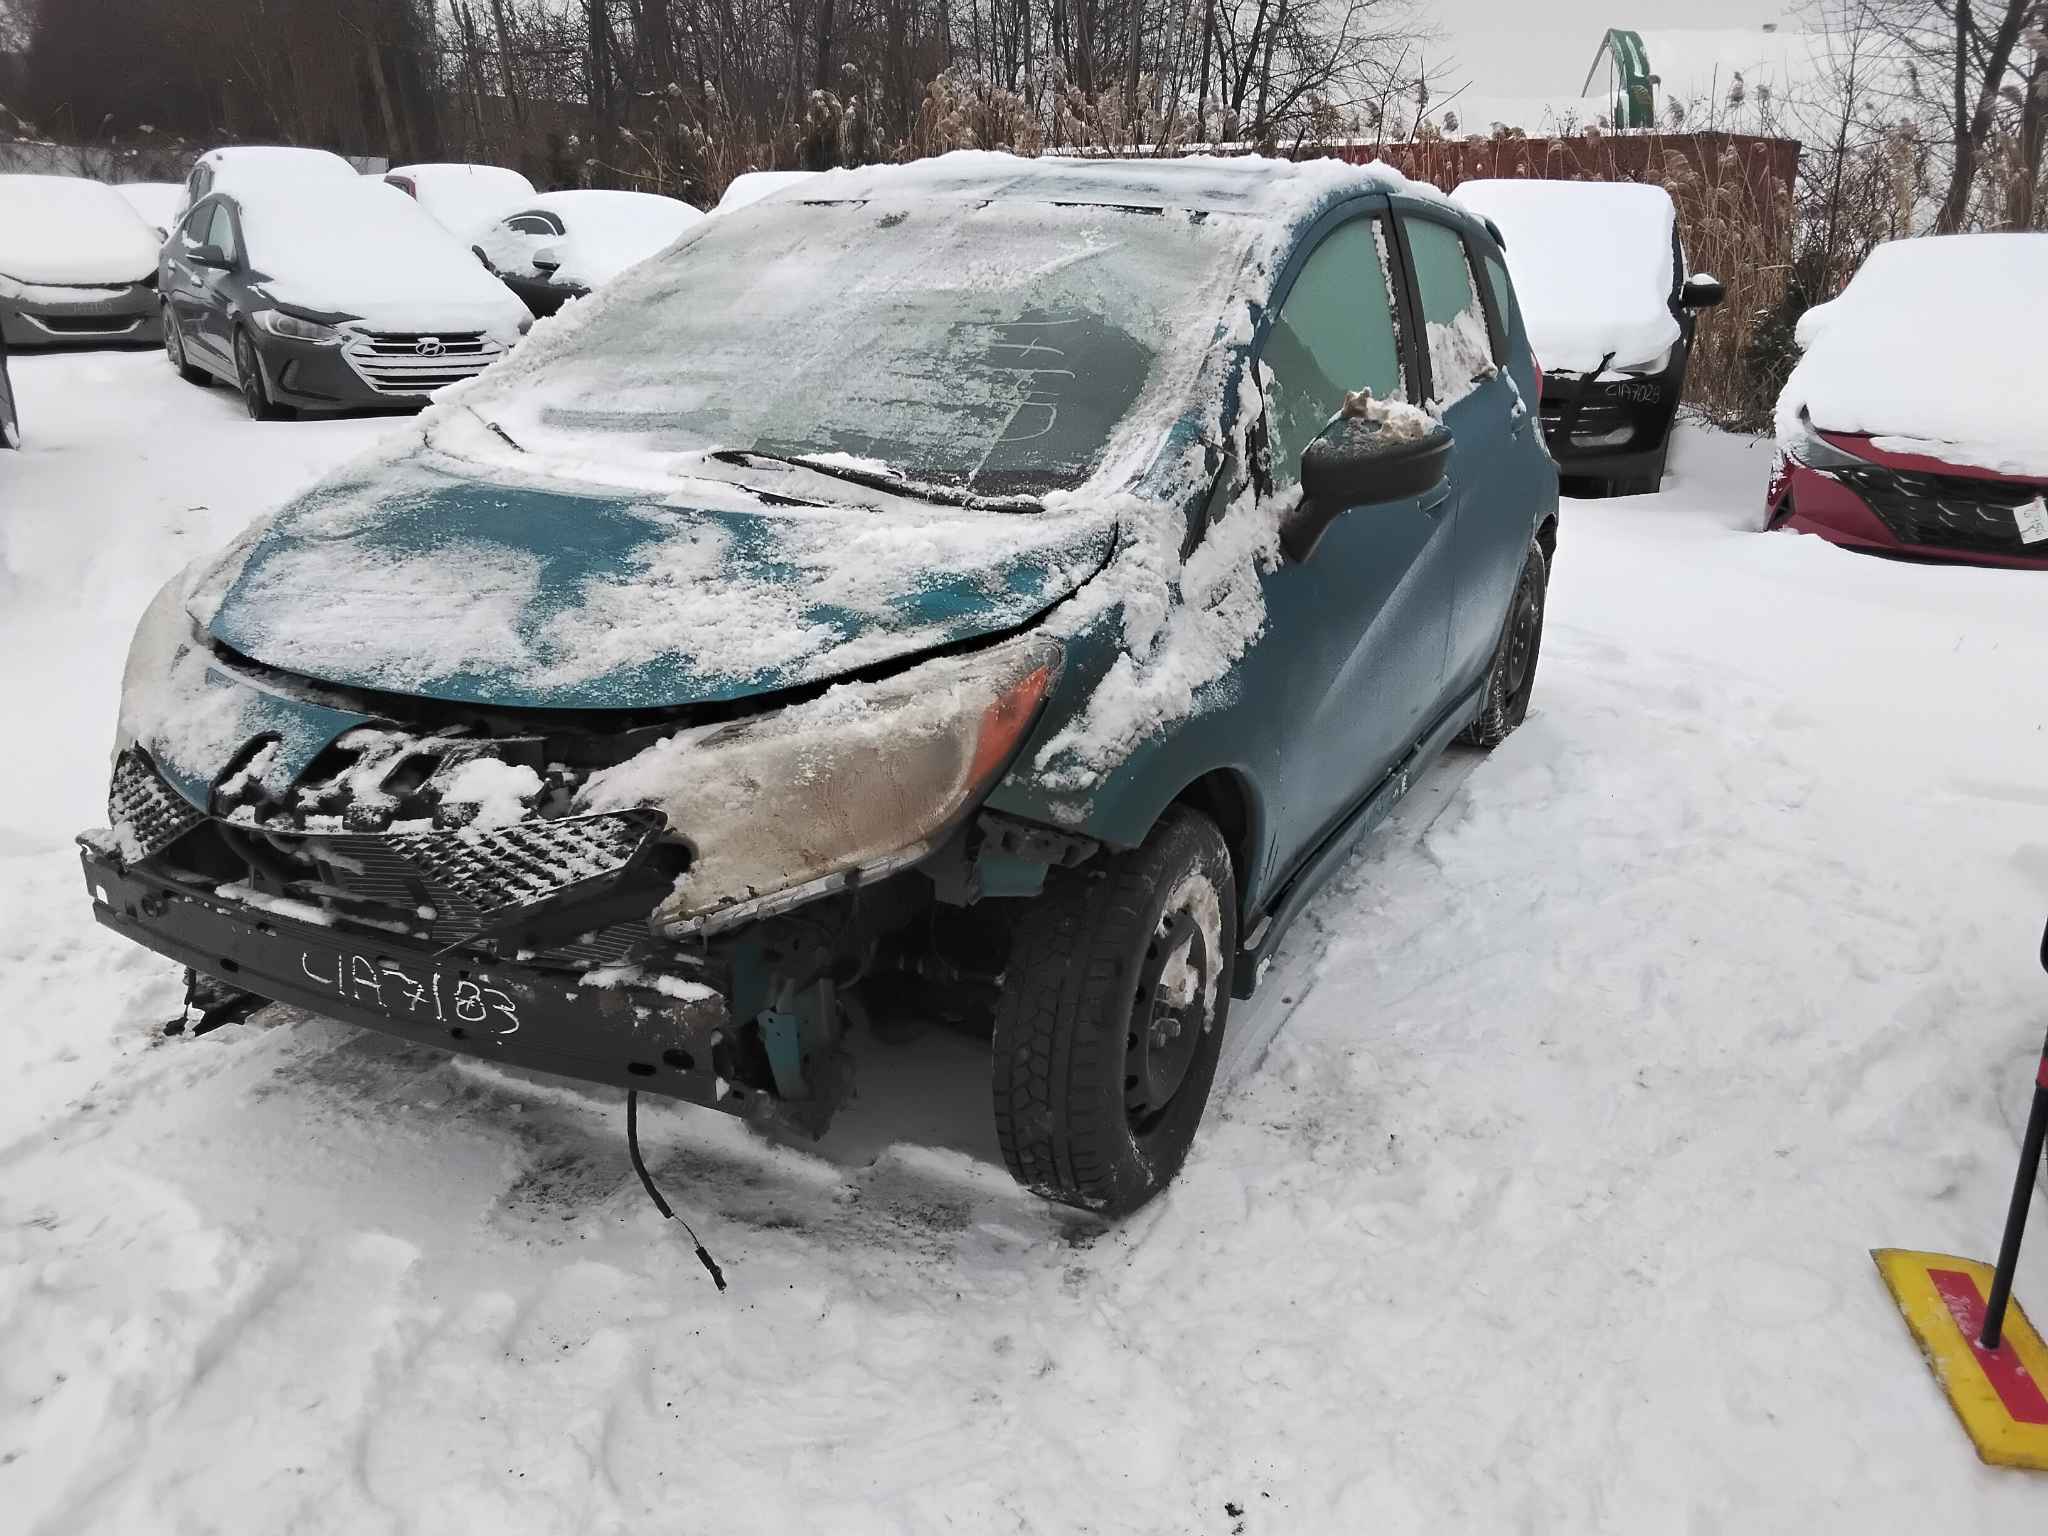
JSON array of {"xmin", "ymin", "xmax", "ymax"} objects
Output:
[
  {"xmin": 991, "ymin": 806, "xmax": 1237, "ymax": 1216},
  {"xmin": 1461, "ymin": 535, "xmax": 1548, "ymax": 749},
  {"xmin": 163, "ymin": 308, "xmax": 208, "ymax": 385},
  {"xmin": 234, "ymin": 328, "xmax": 290, "ymax": 421}
]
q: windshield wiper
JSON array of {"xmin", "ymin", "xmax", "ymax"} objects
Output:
[{"xmin": 708, "ymin": 449, "xmax": 1042, "ymax": 513}]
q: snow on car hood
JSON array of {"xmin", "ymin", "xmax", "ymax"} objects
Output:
[
  {"xmin": 0, "ymin": 174, "xmax": 160, "ymax": 285},
  {"xmin": 187, "ymin": 439, "xmax": 1118, "ymax": 711},
  {"xmin": 1776, "ymin": 233, "xmax": 2048, "ymax": 477},
  {"xmin": 1451, "ymin": 179, "xmax": 1681, "ymax": 374}
]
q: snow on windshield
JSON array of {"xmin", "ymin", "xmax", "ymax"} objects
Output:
[
  {"xmin": 0, "ymin": 174, "xmax": 160, "ymax": 285},
  {"xmin": 115, "ymin": 182, "xmax": 185, "ymax": 237},
  {"xmin": 236, "ymin": 180, "xmax": 530, "ymax": 336},
  {"xmin": 1777, "ymin": 233, "xmax": 2048, "ymax": 478},
  {"xmin": 1452, "ymin": 179, "xmax": 1680, "ymax": 374},
  {"xmin": 463, "ymin": 194, "xmax": 1256, "ymax": 499}
]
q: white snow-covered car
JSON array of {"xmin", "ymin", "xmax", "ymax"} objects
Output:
[
  {"xmin": 0, "ymin": 174, "xmax": 164, "ymax": 348},
  {"xmin": 384, "ymin": 162, "xmax": 537, "ymax": 238},
  {"xmin": 1768, "ymin": 233, "xmax": 2048, "ymax": 569},
  {"xmin": 473, "ymin": 189, "xmax": 703, "ymax": 316},
  {"xmin": 713, "ymin": 170, "xmax": 818, "ymax": 215},
  {"xmin": 159, "ymin": 176, "xmax": 530, "ymax": 419},
  {"xmin": 1452, "ymin": 178, "xmax": 1723, "ymax": 493},
  {"xmin": 115, "ymin": 181, "xmax": 188, "ymax": 241}
]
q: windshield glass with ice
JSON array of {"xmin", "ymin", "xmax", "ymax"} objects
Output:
[{"xmin": 465, "ymin": 196, "xmax": 1254, "ymax": 499}]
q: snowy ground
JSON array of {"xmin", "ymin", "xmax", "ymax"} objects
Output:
[{"xmin": 4, "ymin": 350, "xmax": 2047, "ymax": 1533}]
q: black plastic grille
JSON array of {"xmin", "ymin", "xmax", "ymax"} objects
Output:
[
  {"xmin": 1832, "ymin": 464, "xmax": 2047, "ymax": 556},
  {"xmin": 107, "ymin": 752, "xmax": 204, "ymax": 861},
  {"xmin": 383, "ymin": 814, "xmax": 658, "ymax": 919}
]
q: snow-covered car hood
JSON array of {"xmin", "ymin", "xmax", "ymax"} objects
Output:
[
  {"xmin": 187, "ymin": 451, "xmax": 1118, "ymax": 711},
  {"xmin": 1776, "ymin": 233, "xmax": 2048, "ymax": 478},
  {"xmin": 0, "ymin": 174, "xmax": 160, "ymax": 286}
]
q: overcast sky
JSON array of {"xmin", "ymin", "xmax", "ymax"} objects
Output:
[{"xmin": 1434, "ymin": 0, "xmax": 1804, "ymax": 101}]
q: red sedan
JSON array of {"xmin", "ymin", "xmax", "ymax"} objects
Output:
[{"xmin": 1771, "ymin": 234, "xmax": 2048, "ymax": 569}]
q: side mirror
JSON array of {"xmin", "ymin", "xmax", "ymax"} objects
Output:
[
  {"xmin": 530, "ymin": 245, "xmax": 562, "ymax": 276},
  {"xmin": 189, "ymin": 244, "xmax": 232, "ymax": 271},
  {"xmin": 1681, "ymin": 273, "xmax": 1726, "ymax": 310},
  {"xmin": 1283, "ymin": 407, "xmax": 1453, "ymax": 563}
]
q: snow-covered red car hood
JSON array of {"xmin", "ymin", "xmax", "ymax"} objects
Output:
[
  {"xmin": 186, "ymin": 453, "xmax": 1117, "ymax": 711},
  {"xmin": 1777, "ymin": 233, "xmax": 2048, "ymax": 478}
]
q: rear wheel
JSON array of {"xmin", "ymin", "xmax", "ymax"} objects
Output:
[
  {"xmin": 163, "ymin": 307, "xmax": 208, "ymax": 385},
  {"xmin": 234, "ymin": 328, "xmax": 290, "ymax": 421},
  {"xmin": 991, "ymin": 806, "xmax": 1236, "ymax": 1216},
  {"xmin": 1461, "ymin": 535, "xmax": 1548, "ymax": 749}
]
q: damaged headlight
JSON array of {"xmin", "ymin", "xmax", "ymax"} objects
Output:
[{"xmin": 577, "ymin": 632, "xmax": 1064, "ymax": 935}]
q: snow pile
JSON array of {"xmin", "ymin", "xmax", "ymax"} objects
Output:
[
  {"xmin": 11, "ymin": 370, "xmax": 2048, "ymax": 1532},
  {"xmin": 0, "ymin": 174, "xmax": 160, "ymax": 285},
  {"xmin": 113, "ymin": 182, "xmax": 185, "ymax": 239},
  {"xmin": 1451, "ymin": 178, "xmax": 1681, "ymax": 373},
  {"xmin": 712, "ymin": 170, "xmax": 819, "ymax": 215},
  {"xmin": 430, "ymin": 755, "xmax": 542, "ymax": 829},
  {"xmin": 385, "ymin": 163, "xmax": 536, "ymax": 239},
  {"xmin": 234, "ymin": 179, "xmax": 531, "ymax": 337},
  {"xmin": 1777, "ymin": 233, "xmax": 2048, "ymax": 478},
  {"xmin": 473, "ymin": 189, "xmax": 703, "ymax": 291}
]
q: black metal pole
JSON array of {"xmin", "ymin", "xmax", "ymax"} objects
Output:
[{"xmin": 1981, "ymin": 1038, "xmax": 2048, "ymax": 1351}]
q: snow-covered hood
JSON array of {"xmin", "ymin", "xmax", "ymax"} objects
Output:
[
  {"xmin": 0, "ymin": 174, "xmax": 160, "ymax": 286},
  {"xmin": 1777, "ymin": 234, "xmax": 2048, "ymax": 478},
  {"xmin": 187, "ymin": 452, "xmax": 1118, "ymax": 711}
]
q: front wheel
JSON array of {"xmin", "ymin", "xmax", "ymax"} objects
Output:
[
  {"xmin": 163, "ymin": 307, "xmax": 208, "ymax": 385},
  {"xmin": 991, "ymin": 806, "xmax": 1237, "ymax": 1216},
  {"xmin": 1461, "ymin": 535, "xmax": 1549, "ymax": 749},
  {"xmin": 234, "ymin": 328, "xmax": 290, "ymax": 421}
]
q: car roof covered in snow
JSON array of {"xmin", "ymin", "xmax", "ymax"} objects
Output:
[
  {"xmin": 192, "ymin": 145, "xmax": 360, "ymax": 196},
  {"xmin": 0, "ymin": 173, "xmax": 161, "ymax": 285},
  {"xmin": 1778, "ymin": 232, "xmax": 2048, "ymax": 478},
  {"xmin": 797, "ymin": 150, "xmax": 1436, "ymax": 226},
  {"xmin": 712, "ymin": 170, "xmax": 820, "ymax": 214},
  {"xmin": 1451, "ymin": 178, "xmax": 1681, "ymax": 375},
  {"xmin": 386, "ymin": 162, "xmax": 536, "ymax": 237}
]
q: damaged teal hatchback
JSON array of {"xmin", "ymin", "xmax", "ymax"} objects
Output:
[{"xmin": 83, "ymin": 153, "xmax": 1557, "ymax": 1215}]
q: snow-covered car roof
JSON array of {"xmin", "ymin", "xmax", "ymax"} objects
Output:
[
  {"xmin": 1451, "ymin": 178, "xmax": 1682, "ymax": 375},
  {"xmin": 803, "ymin": 149, "xmax": 1425, "ymax": 220},
  {"xmin": 713, "ymin": 171, "xmax": 819, "ymax": 214},
  {"xmin": 0, "ymin": 174, "xmax": 161, "ymax": 286},
  {"xmin": 190, "ymin": 145, "xmax": 360, "ymax": 204},
  {"xmin": 1778, "ymin": 233, "xmax": 2048, "ymax": 477},
  {"xmin": 386, "ymin": 162, "xmax": 537, "ymax": 238},
  {"xmin": 230, "ymin": 178, "xmax": 532, "ymax": 337},
  {"xmin": 114, "ymin": 182, "xmax": 185, "ymax": 239},
  {"xmin": 474, "ymin": 189, "xmax": 705, "ymax": 291}
]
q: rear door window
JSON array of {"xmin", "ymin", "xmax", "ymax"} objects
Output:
[
  {"xmin": 1403, "ymin": 217, "xmax": 1499, "ymax": 403},
  {"xmin": 1259, "ymin": 216, "xmax": 1409, "ymax": 492}
]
